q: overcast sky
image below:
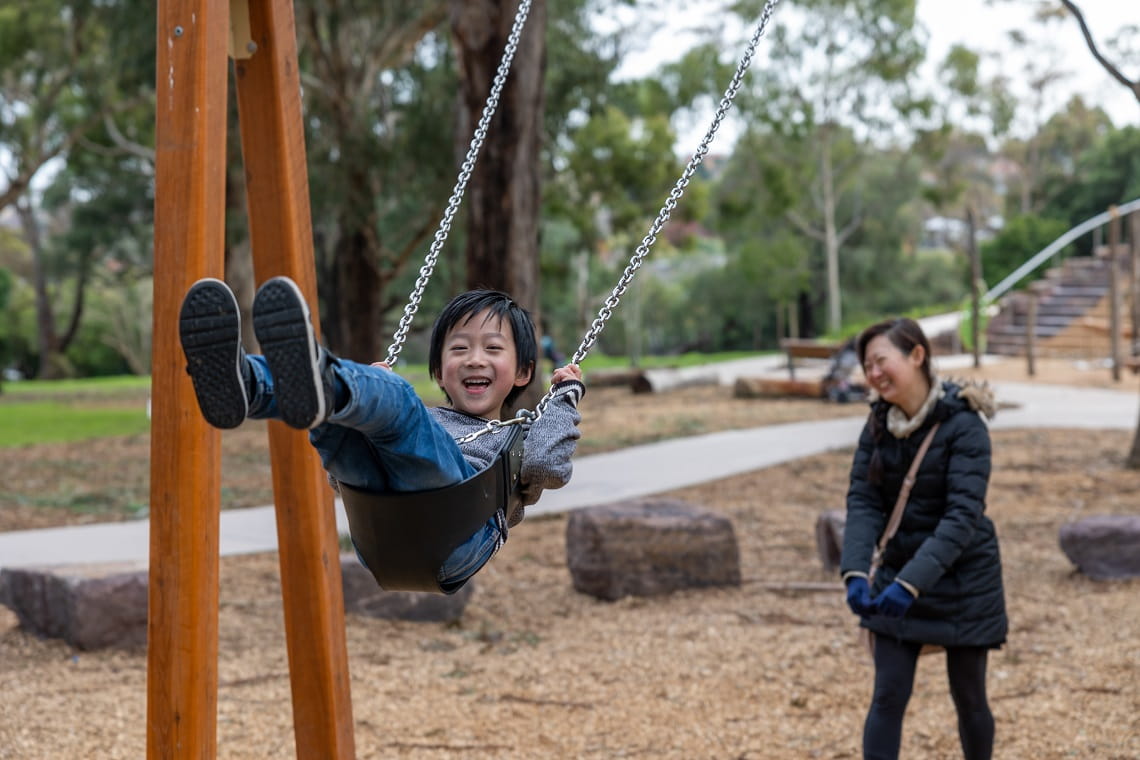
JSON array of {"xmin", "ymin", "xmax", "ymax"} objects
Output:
[{"xmin": 608, "ymin": 0, "xmax": 1138, "ymax": 147}]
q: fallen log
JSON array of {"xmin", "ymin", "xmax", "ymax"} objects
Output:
[
  {"xmin": 635, "ymin": 367, "xmax": 719, "ymax": 394},
  {"xmin": 583, "ymin": 368, "xmax": 646, "ymax": 388},
  {"xmin": 733, "ymin": 376, "xmax": 823, "ymax": 399}
]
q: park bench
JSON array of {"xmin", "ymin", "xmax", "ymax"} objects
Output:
[{"xmin": 779, "ymin": 338, "xmax": 842, "ymax": 380}]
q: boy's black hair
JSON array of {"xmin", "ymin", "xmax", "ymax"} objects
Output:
[{"xmin": 428, "ymin": 289, "xmax": 537, "ymax": 409}]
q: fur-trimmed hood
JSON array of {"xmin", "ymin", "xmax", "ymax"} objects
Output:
[
  {"xmin": 951, "ymin": 378, "xmax": 996, "ymax": 419},
  {"xmin": 870, "ymin": 377, "xmax": 996, "ymax": 439}
]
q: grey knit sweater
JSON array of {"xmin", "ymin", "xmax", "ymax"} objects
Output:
[{"xmin": 430, "ymin": 379, "xmax": 584, "ymax": 527}]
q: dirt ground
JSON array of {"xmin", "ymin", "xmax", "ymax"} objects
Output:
[{"xmin": 1, "ymin": 356, "xmax": 1139, "ymax": 758}]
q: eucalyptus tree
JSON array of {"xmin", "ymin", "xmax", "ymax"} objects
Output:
[
  {"xmin": 295, "ymin": 1, "xmax": 455, "ymax": 361},
  {"xmin": 729, "ymin": 0, "xmax": 927, "ymax": 333},
  {"xmin": 0, "ymin": 0, "xmax": 154, "ymax": 377},
  {"xmin": 1023, "ymin": 95, "xmax": 1114, "ymax": 217},
  {"xmin": 282, "ymin": 0, "xmax": 645, "ymax": 364},
  {"xmin": 452, "ymin": 0, "xmax": 546, "ymax": 317},
  {"xmin": 551, "ymin": 102, "xmax": 682, "ymax": 348}
]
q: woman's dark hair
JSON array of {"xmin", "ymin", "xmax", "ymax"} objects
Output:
[
  {"xmin": 856, "ymin": 317, "xmax": 935, "ymax": 387},
  {"xmin": 428, "ymin": 289, "xmax": 537, "ymax": 409},
  {"xmin": 856, "ymin": 317, "xmax": 935, "ymax": 484}
]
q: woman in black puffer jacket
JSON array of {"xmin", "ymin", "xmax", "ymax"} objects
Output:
[{"xmin": 839, "ymin": 318, "xmax": 1007, "ymax": 760}]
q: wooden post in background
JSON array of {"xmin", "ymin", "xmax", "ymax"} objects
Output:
[
  {"xmin": 1109, "ymin": 206, "xmax": 1122, "ymax": 382},
  {"xmin": 1131, "ymin": 211, "xmax": 1139, "ymax": 356},
  {"xmin": 1026, "ymin": 290, "xmax": 1038, "ymax": 377},
  {"xmin": 232, "ymin": 0, "xmax": 355, "ymax": 756},
  {"xmin": 148, "ymin": 1, "xmax": 230, "ymax": 757},
  {"xmin": 967, "ymin": 207, "xmax": 982, "ymax": 368}
]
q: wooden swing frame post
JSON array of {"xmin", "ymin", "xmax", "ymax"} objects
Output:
[{"xmin": 148, "ymin": 1, "xmax": 354, "ymax": 758}]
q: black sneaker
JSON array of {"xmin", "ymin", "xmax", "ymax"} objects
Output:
[
  {"xmin": 252, "ymin": 276, "xmax": 331, "ymax": 430},
  {"xmin": 178, "ymin": 278, "xmax": 250, "ymax": 429}
]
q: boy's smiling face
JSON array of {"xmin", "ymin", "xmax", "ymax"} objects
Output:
[{"xmin": 436, "ymin": 308, "xmax": 533, "ymax": 419}]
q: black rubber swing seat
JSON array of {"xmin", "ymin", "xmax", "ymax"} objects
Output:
[{"xmin": 338, "ymin": 423, "xmax": 526, "ymax": 594}]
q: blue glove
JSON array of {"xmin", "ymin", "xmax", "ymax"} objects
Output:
[
  {"xmin": 874, "ymin": 581, "xmax": 915, "ymax": 618},
  {"xmin": 845, "ymin": 577, "xmax": 873, "ymax": 616}
]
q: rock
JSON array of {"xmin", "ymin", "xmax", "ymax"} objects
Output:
[
  {"xmin": 0, "ymin": 562, "xmax": 148, "ymax": 650},
  {"xmin": 566, "ymin": 497, "xmax": 741, "ymax": 601},
  {"xmin": 815, "ymin": 509, "xmax": 846, "ymax": 572},
  {"xmin": 1059, "ymin": 515, "xmax": 1140, "ymax": 580},
  {"xmin": 340, "ymin": 555, "xmax": 474, "ymax": 622}
]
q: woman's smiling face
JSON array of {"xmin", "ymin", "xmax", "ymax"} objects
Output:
[{"xmin": 862, "ymin": 333, "xmax": 925, "ymax": 408}]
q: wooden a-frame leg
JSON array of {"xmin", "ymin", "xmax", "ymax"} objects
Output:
[
  {"xmin": 149, "ymin": 1, "xmax": 354, "ymax": 758},
  {"xmin": 148, "ymin": 1, "xmax": 230, "ymax": 758},
  {"xmin": 233, "ymin": 1, "xmax": 356, "ymax": 758}
]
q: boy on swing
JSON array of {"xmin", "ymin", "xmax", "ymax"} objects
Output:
[{"xmin": 178, "ymin": 275, "xmax": 585, "ymax": 592}]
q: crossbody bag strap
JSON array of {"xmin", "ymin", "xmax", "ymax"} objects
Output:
[{"xmin": 870, "ymin": 422, "xmax": 941, "ymax": 577}]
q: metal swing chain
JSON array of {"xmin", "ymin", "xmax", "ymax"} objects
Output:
[
  {"xmin": 513, "ymin": 0, "xmax": 783, "ymax": 432},
  {"xmin": 383, "ymin": 0, "xmax": 534, "ymax": 368}
]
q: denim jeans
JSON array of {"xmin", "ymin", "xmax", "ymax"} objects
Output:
[{"xmin": 246, "ymin": 354, "xmax": 504, "ymax": 589}]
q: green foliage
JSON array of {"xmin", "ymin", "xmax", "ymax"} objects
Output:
[
  {"xmin": 0, "ymin": 267, "xmax": 10, "ymax": 312},
  {"xmin": 958, "ymin": 299, "xmax": 989, "ymax": 353},
  {"xmin": 841, "ymin": 247, "xmax": 970, "ymax": 328},
  {"xmin": 0, "ymin": 274, "xmax": 35, "ymax": 377},
  {"xmin": 940, "ymin": 45, "xmax": 981, "ymax": 99},
  {"xmin": 1040, "ymin": 126, "xmax": 1140, "ymax": 237},
  {"xmin": 980, "ymin": 214, "xmax": 1071, "ymax": 291}
]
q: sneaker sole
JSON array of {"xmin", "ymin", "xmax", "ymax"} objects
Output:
[
  {"xmin": 178, "ymin": 278, "xmax": 249, "ymax": 429},
  {"xmin": 252, "ymin": 277, "xmax": 326, "ymax": 430}
]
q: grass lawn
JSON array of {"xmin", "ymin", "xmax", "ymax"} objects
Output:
[{"xmin": 0, "ymin": 400, "xmax": 151, "ymax": 447}]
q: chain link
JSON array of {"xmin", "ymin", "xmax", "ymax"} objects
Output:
[{"xmin": 384, "ymin": 0, "xmax": 535, "ymax": 367}]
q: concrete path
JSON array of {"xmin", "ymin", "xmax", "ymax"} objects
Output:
[{"xmin": 0, "ymin": 359, "xmax": 1135, "ymax": 569}]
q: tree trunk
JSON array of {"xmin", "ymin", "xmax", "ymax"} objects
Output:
[
  {"xmin": 332, "ymin": 225, "xmax": 386, "ymax": 363},
  {"xmin": 967, "ymin": 206, "xmax": 982, "ymax": 368},
  {"xmin": 19, "ymin": 199, "xmax": 63, "ymax": 379},
  {"xmin": 327, "ymin": 165, "xmax": 391, "ymax": 363},
  {"xmin": 820, "ymin": 128, "xmax": 842, "ymax": 333},
  {"xmin": 452, "ymin": 0, "xmax": 547, "ymax": 412}
]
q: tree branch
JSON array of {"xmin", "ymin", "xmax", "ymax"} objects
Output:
[
  {"xmin": 786, "ymin": 208, "xmax": 827, "ymax": 243},
  {"xmin": 836, "ymin": 210, "xmax": 864, "ymax": 247},
  {"xmin": 100, "ymin": 112, "xmax": 156, "ymax": 163},
  {"xmin": 1061, "ymin": 0, "xmax": 1140, "ymax": 102}
]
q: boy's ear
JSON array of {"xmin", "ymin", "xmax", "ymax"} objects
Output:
[{"xmin": 514, "ymin": 361, "xmax": 534, "ymax": 387}]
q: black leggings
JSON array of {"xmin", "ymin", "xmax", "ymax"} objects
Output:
[{"xmin": 863, "ymin": 636, "xmax": 994, "ymax": 760}]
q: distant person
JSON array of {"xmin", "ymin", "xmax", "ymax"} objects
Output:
[
  {"xmin": 541, "ymin": 326, "xmax": 566, "ymax": 369},
  {"xmin": 840, "ymin": 317, "xmax": 1006, "ymax": 760},
  {"xmin": 822, "ymin": 337, "xmax": 865, "ymax": 403}
]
